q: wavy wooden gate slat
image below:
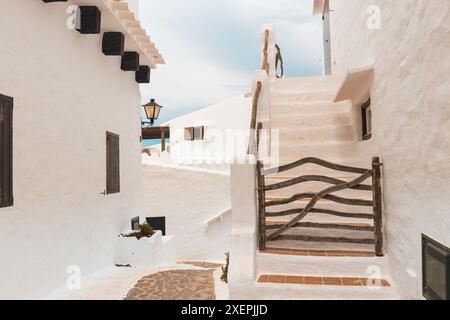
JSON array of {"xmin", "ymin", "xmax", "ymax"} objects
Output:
[
  {"xmin": 256, "ymin": 157, "xmax": 384, "ymax": 256},
  {"xmin": 266, "ymin": 170, "xmax": 373, "ymax": 241}
]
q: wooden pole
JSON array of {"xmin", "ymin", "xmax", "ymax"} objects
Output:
[
  {"xmin": 256, "ymin": 122, "xmax": 263, "ymax": 155},
  {"xmin": 372, "ymin": 157, "xmax": 384, "ymax": 256},
  {"xmin": 161, "ymin": 128, "xmax": 166, "ymax": 152},
  {"xmin": 247, "ymin": 81, "xmax": 262, "ymax": 155},
  {"xmin": 256, "ymin": 161, "xmax": 267, "ymax": 250}
]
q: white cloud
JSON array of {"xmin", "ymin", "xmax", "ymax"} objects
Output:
[{"xmin": 138, "ymin": 0, "xmax": 322, "ymax": 119}]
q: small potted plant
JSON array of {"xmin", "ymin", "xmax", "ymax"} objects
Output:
[{"xmin": 115, "ymin": 223, "xmax": 163, "ymax": 267}]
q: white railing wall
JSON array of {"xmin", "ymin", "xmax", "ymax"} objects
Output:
[{"xmin": 229, "ymin": 25, "xmax": 279, "ymax": 288}]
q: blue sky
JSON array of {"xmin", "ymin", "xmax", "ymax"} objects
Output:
[{"xmin": 138, "ymin": 0, "xmax": 324, "ymax": 125}]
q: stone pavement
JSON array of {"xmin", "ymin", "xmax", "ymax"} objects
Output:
[
  {"xmin": 125, "ymin": 268, "xmax": 217, "ymax": 300},
  {"xmin": 177, "ymin": 261, "xmax": 224, "ymax": 269}
]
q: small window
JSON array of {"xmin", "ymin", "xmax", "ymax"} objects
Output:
[
  {"xmin": 361, "ymin": 99, "xmax": 372, "ymax": 140},
  {"xmin": 106, "ymin": 132, "xmax": 120, "ymax": 194},
  {"xmin": 146, "ymin": 216, "xmax": 167, "ymax": 236},
  {"xmin": 0, "ymin": 94, "xmax": 13, "ymax": 208},
  {"xmin": 184, "ymin": 126, "xmax": 204, "ymax": 141}
]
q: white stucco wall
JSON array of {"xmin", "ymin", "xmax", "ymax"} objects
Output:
[
  {"xmin": 329, "ymin": 0, "xmax": 450, "ymax": 299},
  {"xmin": 0, "ymin": 1, "xmax": 143, "ymax": 298},
  {"xmin": 142, "ymin": 163, "xmax": 232, "ymax": 262},
  {"xmin": 165, "ymin": 94, "xmax": 252, "ymax": 172}
]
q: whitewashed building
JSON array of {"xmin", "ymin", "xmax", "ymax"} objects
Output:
[
  {"xmin": 162, "ymin": 94, "xmax": 252, "ymax": 172},
  {"xmin": 227, "ymin": 0, "xmax": 450, "ymax": 300},
  {"xmin": 141, "ymin": 1, "xmax": 449, "ymax": 300},
  {"xmin": 0, "ymin": 0, "xmax": 166, "ymax": 299}
]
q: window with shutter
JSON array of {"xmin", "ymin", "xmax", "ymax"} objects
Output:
[
  {"xmin": 361, "ymin": 99, "xmax": 372, "ymax": 140},
  {"xmin": 0, "ymin": 94, "xmax": 13, "ymax": 208},
  {"xmin": 184, "ymin": 126, "xmax": 204, "ymax": 141},
  {"xmin": 184, "ymin": 127, "xmax": 194, "ymax": 141},
  {"xmin": 106, "ymin": 132, "xmax": 120, "ymax": 194}
]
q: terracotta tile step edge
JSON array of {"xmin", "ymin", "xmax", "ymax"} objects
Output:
[
  {"xmin": 260, "ymin": 247, "xmax": 376, "ymax": 257},
  {"xmin": 258, "ymin": 275, "xmax": 391, "ymax": 287}
]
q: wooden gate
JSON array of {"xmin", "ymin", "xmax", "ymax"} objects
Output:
[{"xmin": 256, "ymin": 157, "xmax": 383, "ymax": 256}]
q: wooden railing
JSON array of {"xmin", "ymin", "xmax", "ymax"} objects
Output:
[
  {"xmin": 247, "ymin": 29, "xmax": 284, "ymax": 155},
  {"xmin": 247, "ymin": 82, "xmax": 263, "ymax": 155},
  {"xmin": 257, "ymin": 157, "xmax": 384, "ymax": 256},
  {"xmin": 262, "ymin": 30, "xmax": 284, "ymax": 78},
  {"xmin": 275, "ymin": 44, "xmax": 284, "ymax": 78},
  {"xmin": 262, "ymin": 29, "xmax": 270, "ymax": 73}
]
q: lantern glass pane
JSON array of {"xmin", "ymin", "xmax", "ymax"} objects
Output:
[
  {"xmin": 144, "ymin": 105, "xmax": 155, "ymax": 120},
  {"xmin": 154, "ymin": 105, "xmax": 161, "ymax": 119}
]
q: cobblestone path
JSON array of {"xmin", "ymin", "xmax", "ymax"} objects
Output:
[{"xmin": 125, "ymin": 269, "xmax": 216, "ymax": 300}]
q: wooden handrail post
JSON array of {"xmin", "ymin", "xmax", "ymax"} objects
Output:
[
  {"xmin": 247, "ymin": 81, "xmax": 262, "ymax": 155},
  {"xmin": 161, "ymin": 128, "xmax": 166, "ymax": 152},
  {"xmin": 256, "ymin": 161, "xmax": 267, "ymax": 250},
  {"xmin": 262, "ymin": 29, "xmax": 269, "ymax": 72},
  {"xmin": 256, "ymin": 122, "xmax": 263, "ymax": 155},
  {"xmin": 372, "ymin": 157, "xmax": 384, "ymax": 256}
]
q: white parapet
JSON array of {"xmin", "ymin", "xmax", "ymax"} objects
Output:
[
  {"xmin": 115, "ymin": 231, "xmax": 175, "ymax": 268},
  {"xmin": 228, "ymin": 163, "xmax": 259, "ymax": 285}
]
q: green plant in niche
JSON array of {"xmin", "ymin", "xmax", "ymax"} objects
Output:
[
  {"xmin": 221, "ymin": 252, "xmax": 230, "ymax": 283},
  {"xmin": 121, "ymin": 223, "xmax": 155, "ymax": 240},
  {"xmin": 139, "ymin": 223, "xmax": 155, "ymax": 238}
]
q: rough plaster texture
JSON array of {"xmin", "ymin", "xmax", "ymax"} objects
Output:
[
  {"xmin": 142, "ymin": 164, "xmax": 232, "ymax": 262},
  {"xmin": 329, "ymin": 0, "xmax": 450, "ymax": 298},
  {"xmin": 0, "ymin": 1, "xmax": 143, "ymax": 298},
  {"xmin": 228, "ymin": 164, "xmax": 259, "ymax": 285}
]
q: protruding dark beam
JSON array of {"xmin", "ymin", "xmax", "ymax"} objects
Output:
[
  {"xmin": 102, "ymin": 32, "xmax": 125, "ymax": 56},
  {"xmin": 142, "ymin": 127, "xmax": 170, "ymax": 140},
  {"xmin": 42, "ymin": 0, "xmax": 68, "ymax": 2},
  {"xmin": 161, "ymin": 128, "xmax": 166, "ymax": 152},
  {"xmin": 121, "ymin": 52, "xmax": 140, "ymax": 71},
  {"xmin": 135, "ymin": 66, "xmax": 151, "ymax": 83},
  {"xmin": 76, "ymin": 6, "xmax": 101, "ymax": 34}
]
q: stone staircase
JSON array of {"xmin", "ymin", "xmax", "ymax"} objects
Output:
[
  {"xmin": 233, "ymin": 75, "xmax": 399, "ymax": 299},
  {"xmin": 266, "ymin": 75, "xmax": 375, "ymax": 252},
  {"xmin": 229, "ymin": 248, "xmax": 400, "ymax": 300}
]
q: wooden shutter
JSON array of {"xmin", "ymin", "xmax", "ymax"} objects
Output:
[
  {"xmin": 184, "ymin": 127, "xmax": 194, "ymax": 141},
  {"xmin": 0, "ymin": 94, "xmax": 13, "ymax": 208},
  {"xmin": 106, "ymin": 132, "xmax": 120, "ymax": 194},
  {"xmin": 193, "ymin": 126, "xmax": 205, "ymax": 141},
  {"xmin": 361, "ymin": 99, "xmax": 372, "ymax": 140}
]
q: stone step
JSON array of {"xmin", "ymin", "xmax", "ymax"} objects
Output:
[
  {"xmin": 272, "ymin": 75, "xmax": 342, "ymax": 92},
  {"xmin": 258, "ymin": 274, "xmax": 390, "ymax": 287},
  {"xmin": 271, "ymin": 234, "xmax": 375, "ymax": 245},
  {"xmin": 266, "ymin": 221, "xmax": 374, "ymax": 232},
  {"xmin": 268, "ymin": 226, "xmax": 374, "ymax": 242},
  {"xmin": 256, "ymin": 248, "xmax": 390, "ymax": 278},
  {"xmin": 271, "ymin": 112, "xmax": 353, "ymax": 128},
  {"xmin": 278, "ymin": 125, "xmax": 357, "ymax": 144},
  {"xmin": 265, "ymin": 198, "xmax": 374, "ymax": 229},
  {"xmin": 265, "ymin": 182, "xmax": 373, "ymax": 199},
  {"xmin": 264, "ymin": 174, "xmax": 372, "ymax": 186},
  {"xmin": 266, "ymin": 238, "xmax": 375, "ymax": 252},
  {"xmin": 263, "ymin": 160, "xmax": 370, "ymax": 178},
  {"xmin": 266, "ymin": 212, "xmax": 374, "ymax": 227},
  {"xmin": 264, "ymin": 198, "xmax": 374, "ymax": 215},
  {"xmin": 260, "ymin": 247, "xmax": 376, "ymax": 257},
  {"xmin": 271, "ymin": 101, "xmax": 351, "ymax": 115},
  {"xmin": 229, "ymin": 282, "xmax": 401, "ymax": 300},
  {"xmin": 278, "ymin": 141, "xmax": 359, "ymax": 162},
  {"xmin": 271, "ymin": 91, "xmax": 337, "ymax": 104}
]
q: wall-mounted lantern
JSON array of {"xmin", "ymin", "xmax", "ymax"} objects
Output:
[{"xmin": 142, "ymin": 99, "xmax": 163, "ymax": 127}]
